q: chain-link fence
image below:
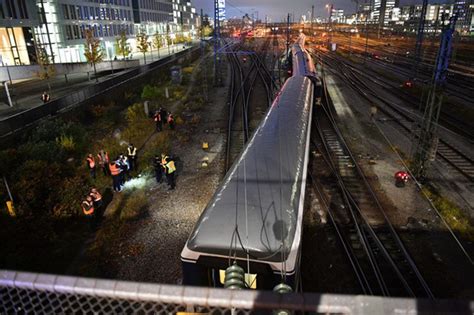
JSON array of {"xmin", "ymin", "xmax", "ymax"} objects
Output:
[
  {"xmin": 1, "ymin": 270, "xmax": 472, "ymax": 314},
  {"xmin": 0, "ymin": 46, "xmax": 199, "ymax": 138}
]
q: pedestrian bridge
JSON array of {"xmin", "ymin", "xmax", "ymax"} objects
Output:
[{"xmin": 0, "ymin": 270, "xmax": 472, "ymax": 314}]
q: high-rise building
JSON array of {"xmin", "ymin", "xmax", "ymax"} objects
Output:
[
  {"xmin": 171, "ymin": 0, "xmax": 197, "ymax": 37},
  {"xmin": 132, "ymin": 0, "xmax": 173, "ymax": 35},
  {"xmin": 0, "ymin": 1, "xmax": 40, "ymax": 65},
  {"xmin": 35, "ymin": 0, "xmax": 135, "ymax": 63},
  {"xmin": 217, "ymin": 0, "xmax": 225, "ymax": 21},
  {"xmin": 454, "ymin": 0, "xmax": 474, "ymax": 34}
]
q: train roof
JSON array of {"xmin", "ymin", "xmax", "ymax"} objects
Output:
[{"xmin": 184, "ymin": 76, "xmax": 314, "ymax": 263}]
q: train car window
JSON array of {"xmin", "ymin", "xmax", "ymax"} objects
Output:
[{"xmin": 218, "ymin": 270, "xmax": 257, "ymax": 289}]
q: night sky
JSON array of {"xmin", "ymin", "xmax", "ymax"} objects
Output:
[{"xmin": 193, "ymin": 0, "xmax": 449, "ymax": 21}]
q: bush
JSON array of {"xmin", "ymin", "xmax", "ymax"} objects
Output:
[{"xmin": 141, "ymin": 85, "xmax": 163, "ymax": 101}]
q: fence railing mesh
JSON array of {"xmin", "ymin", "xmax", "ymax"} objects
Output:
[{"xmin": 1, "ymin": 270, "xmax": 473, "ymax": 314}]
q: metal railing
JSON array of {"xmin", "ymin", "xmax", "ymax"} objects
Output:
[
  {"xmin": 1, "ymin": 270, "xmax": 472, "ymax": 314},
  {"xmin": 0, "ymin": 46, "xmax": 199, "ymax": 138}
]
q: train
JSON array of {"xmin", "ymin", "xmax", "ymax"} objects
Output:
[{"xmin": 180, "ymin": 34, "xmax": 321, "ymax": 291}]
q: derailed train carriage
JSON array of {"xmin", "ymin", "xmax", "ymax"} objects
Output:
[{"xmin": 181, "ymin": 37, "xmax": 320, "ymax": 291}]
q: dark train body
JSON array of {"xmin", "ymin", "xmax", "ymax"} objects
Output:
[{"xmin": 181, "ymin": 34, "xmax": 321, "ymax": 291}]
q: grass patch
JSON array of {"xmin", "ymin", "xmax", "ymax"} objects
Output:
[{"xmin": 422, "ymin": 186, "xmax": 474, "ymax": 241}]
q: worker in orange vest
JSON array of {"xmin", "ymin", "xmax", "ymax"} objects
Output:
[
  {"xmin": 86, "ymin": 154, "xmax": 96, "ymax": 179},
  {"xmin": 90, "ymin": 187, "xmax": 102, "ymax": 209},
  {"xmin": 82, "ymin": 195, "xmax": 95, "ymax": 229},
  {"xmin": 97, "ymin": 150, "xmax": 110, "ymax": 176},
  {"xmin": 167, "ymin": 113, "xmax": 175, "ymax": 130},
  {"xmin": 153, "ymin": 110, "xmax": 162, "ymax": 132},
  {"xmin": 109, "ymin": 161, "xmax": 122, "ymax": 192}
]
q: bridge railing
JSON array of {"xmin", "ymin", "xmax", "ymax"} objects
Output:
[{"xmin": 1, "ymin": 270, "xmax": 472, "ymax": 314}]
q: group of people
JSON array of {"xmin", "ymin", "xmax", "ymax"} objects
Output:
[
  {"xmin": 81, "ymin": 187, "xmax": 103, "ymax": 228},
  {"xmin": 153, "ymin": 153, "xmax": 177, "ymax": 190},
  {"xmin": 86, "ymin": 143, "xmax": 138, "ymax": 192},
  {"xmin": 153, "ymin": 107, "xmax": 175, "ymax": 132}
]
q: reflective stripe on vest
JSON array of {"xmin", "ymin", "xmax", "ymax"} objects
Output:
[
  {"xmin": 128, "ymin": 147, "xmax": 137, "ymax": 156},
  {"xmin": 109, "ymin": 164, "xmax": 121, "ymax": 175},
  {"xmin": 166, "ymin": 160, "xmax": 176, "ymax": 173},
  {"xmin": 87, "ymin": 157, "xmax": 95, "ymax": 168},
  {"xmin": 82, "ymin": 201, "xmax": 94, "ymax": 215}
]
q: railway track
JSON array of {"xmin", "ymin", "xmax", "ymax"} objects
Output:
[
  {"xmin": 322, "ymin": 54, "xmax": 474, "ymax": 184},
  {"xmin": 224, "ymin": 37, "xmax": 278, "ymax": 172},
  {"xmin": 307, "ymin": 88, "xmax": 434, "ymax": 298}
]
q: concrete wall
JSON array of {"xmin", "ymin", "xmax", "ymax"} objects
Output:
[{"xmin": 0, "ymin": 60, "xmax": 140, "ymax": 82}]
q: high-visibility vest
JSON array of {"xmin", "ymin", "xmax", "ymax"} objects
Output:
[
  {"xmin": 82, "ymin": 200, "xmax": 94, "ymax": 215},
  {"xmin": 127, "ymin": 146, "xmax": 137, "ymax": 157},
  {"xmin": 87, "ymin": 156, "xmax": 95, "ymax": 168},
  {"xmin": 167, "ymin": 115, "xmax": 174, "ymax": 124},
  {"xmin": 109, "ymin": 163, "xmax": 121, "ymax": 175},
  {"xmin": 166, "ymin": 160, "xmax": 176, "ymax": 174},
  {"xmin": 154, "ymin": 113, "xmax": 161, "ymax": 121},
  {"xmin": 161, "ymin": 155, "xmax": 169, "ymax": 165},
  {"xmin": 90, "ymin": 191, "xmax": 102, "ymax": 202},
  {"xmin": 97, "ymin": 152, "xmax": 109, "ymax": 164}
]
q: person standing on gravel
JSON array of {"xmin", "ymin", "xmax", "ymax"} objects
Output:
[
  {"xmin": 164, "ymin": 156, "xmax": 176, "ymax": 190},
  {"xmin": 153, "ymin": 155, "xmax": 164, "ymax": 184}
]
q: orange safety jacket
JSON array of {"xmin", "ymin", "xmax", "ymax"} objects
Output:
[
  {"xmin": 109, "ymin": 163, "xmax": 121, "ymax": 176},
  {"xmin": 97, "ymin": 152, "xmax": 109, "ymax": 165},
  {"xmin": 167, "ymin": 115, "xmax": 174, "ymax": 124},
  {"xmin": 82, "ymin": 200, "xmax": 95, "ymax": 215},
  {"xmin": 87, "ymin": 156, "xmax": 95, "ymax": 168}
]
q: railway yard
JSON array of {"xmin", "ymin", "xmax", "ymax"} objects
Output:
[{"xmin": 1, "ymin": 26, "xmax": 474, "ymax": 312}]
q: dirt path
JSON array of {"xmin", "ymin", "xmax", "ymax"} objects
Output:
[{"xmin": 69, "ymin": 55, "xmax": 230, "ymax": 283}]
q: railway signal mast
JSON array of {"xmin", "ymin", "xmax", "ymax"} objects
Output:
[
  {"xmin": 412, "ymin": 15, "xmax": 458, "ymax": 178},
  {"xmin": 411, "ymin": 0, "xmax": 428, "ymax": 81},
  {"xmin": 214, "ymin": 0, "xmax": 222, "ymax": 86}
]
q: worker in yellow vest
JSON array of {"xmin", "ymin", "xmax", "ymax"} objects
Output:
[
  {"xmin": 164, "ymin": 156, "xmax": 176, "ymax": 190},
  {"xmin": 127, "ymin": 143, "xmax": 137, "ymax": 171}
]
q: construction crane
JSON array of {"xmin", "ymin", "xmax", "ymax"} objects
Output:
[{"xmin": 411, "ymin": 14, "xmax": 458, "ymax": 178}]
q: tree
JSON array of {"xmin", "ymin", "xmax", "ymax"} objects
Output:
[
  {"xmin": 83, "ymin": 29, "xmax": 104, "ymax": 83},
  {"xmin": 115, "ymin": 31, "xmax": 131, "ymax": 60},
  {"xmin": 34, "ymin": 44, "xmax": 56, "ymax": 93},
  {"xmin": 136, "ymin": 31, "xmax": 149, "ymax": 64},
  {"xmin": 153, "ymin": 32, "xmax": 163, "ymax": 58}
]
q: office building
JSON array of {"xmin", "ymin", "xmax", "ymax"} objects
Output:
[{"xmin": 0, "ymin": 1, "xmax": 40, "ymax": 65}]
